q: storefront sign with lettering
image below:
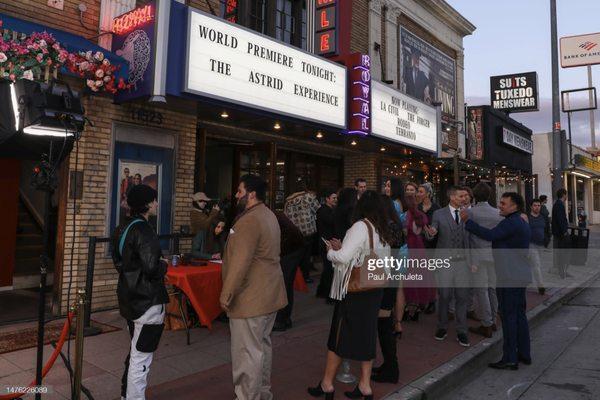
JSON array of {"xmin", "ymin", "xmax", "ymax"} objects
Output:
[
  {"xmin": 371, "ymin": 80, "xmax": 438, "ymax": 152},
  {"xmin": 502, "ymin": 127, "xmax": 533, "ymax": 154},
  {"xmin": 315, "ymin": 0, "xmax": 338, "ymax": 56},
  {"xmin": 347, "ymin": 53, "xmax": 371, "ymax": 135},
  {"xmin": 185, "ymin": 9, "xmax": 346, "ymax": 128}
]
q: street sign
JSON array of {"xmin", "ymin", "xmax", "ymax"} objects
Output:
[
  {"xmin": 560, "ymin": 32, "xmax": 600, "ymax": 68},
  {"xmin": 561, "ymin": 87, "xmax": 597, "ymax": 113}
]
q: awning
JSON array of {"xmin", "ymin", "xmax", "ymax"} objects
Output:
[{"xmin": 0, "ymin": 13, "xmax": 128, "ymax": 80}]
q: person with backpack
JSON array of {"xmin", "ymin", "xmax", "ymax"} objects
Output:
[{"xmin": 111, "ymin": 184, "xmax": 169, "ymax": 400}]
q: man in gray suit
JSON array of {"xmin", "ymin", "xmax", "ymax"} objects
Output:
[
  {"xmin": 467, "ymin": 183, "xmax": 502, "ymax": 338},
  {"xmin": 425, "ymin": 186, "xmax": 471, "ymax": 347}
]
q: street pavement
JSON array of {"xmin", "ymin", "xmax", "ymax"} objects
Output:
[
  {"xmin": 0, "ymin": 226, "xmax": 598, "ymax": 399},
  {"xmin": 439, "ymin": 281, "xmax": 600, "ymax": 400}
]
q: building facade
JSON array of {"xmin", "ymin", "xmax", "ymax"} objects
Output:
[
  {"xmin": 0, "ymin": 0, "xmax": 475, "ymax": 317},
  {"xmin": 533, "ymin": 132, "xmax": 600, "ymax": 225}
]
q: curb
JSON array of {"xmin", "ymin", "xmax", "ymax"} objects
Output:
[{"xmin": 384, "ymin": 270, "xmax": 600, "ymax": 400}]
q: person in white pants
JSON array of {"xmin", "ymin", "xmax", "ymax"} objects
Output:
[
  {"xmin": 112, "ymin": 185, "xmax": 170, "ymax": 400},
  {"xmin": 123, "ymin": 305, "xmax": 165, "ymax": 400}
]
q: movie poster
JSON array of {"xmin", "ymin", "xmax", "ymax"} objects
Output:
[
  {"xmin": 117, "ymin": 160, "xmax": 160, "ymax": 230},
  {"xmin": 400, "ymin": 28, "xmax": 456, "ymax": 119},
  {"xmin": 467, "ymin": 107, "xmax": 484, "ymax": 160}
]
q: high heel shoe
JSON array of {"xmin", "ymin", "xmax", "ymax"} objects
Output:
[
  {"xmin": 344, "ymin": 385, "xmax": 373, "ymax": 400},
  {"xmin": 308, "ymin": 381, "xmax": 335, "ymax": 399}
]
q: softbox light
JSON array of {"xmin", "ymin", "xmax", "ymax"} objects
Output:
[
  {"xmin": 13, "ymin": 79, "xmax": 86, "ymax": 137},
  {"xmin": 0, "ymin": 80, "xmax": 79, "ymax": 162}
]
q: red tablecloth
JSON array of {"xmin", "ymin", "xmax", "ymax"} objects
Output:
[
  {"xmin": 166, "ymin": 262, "xmax": 309, "ymax": 328},
  {"xmin": 166, "ymin": 263, "xmax": 223, "ymax": 329}
]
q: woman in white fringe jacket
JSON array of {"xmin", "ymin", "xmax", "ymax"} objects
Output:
[{"xmin": 308, "ymin": 191, "xmax": 391, "ymax": 400}]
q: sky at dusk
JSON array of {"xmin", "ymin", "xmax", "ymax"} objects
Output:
[{"xmin": 449, "ymin": 0, "xmax": 600, "ymax": 147}]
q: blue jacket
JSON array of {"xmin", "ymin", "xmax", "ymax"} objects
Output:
[{"xmin": 465, "ymin": 212, "xmax": 532, "ymax": 287}]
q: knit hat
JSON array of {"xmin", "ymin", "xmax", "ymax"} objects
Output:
[{"xmin": 127, "ymin": 184, "xmax": 158, "ymax": 209}]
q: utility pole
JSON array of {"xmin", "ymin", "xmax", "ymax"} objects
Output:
[
  {"xmin": 588, "ymin": 66, "xmax": 596, "ymax": 150},
  {"xmin": 550, "ymin": 0, "xmax": 563, "ymax": 198}
]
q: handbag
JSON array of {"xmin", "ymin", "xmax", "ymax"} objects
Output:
[{"xmin": 347, "ymin": 219, "xmax": 386, "ymax": 293}]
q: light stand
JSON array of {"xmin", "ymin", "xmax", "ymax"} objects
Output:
[
  {"xmin": 7, "ymin": 79, "xmax": 86, "ymax": 399},
  {"xmin": 34, "ymin": 142, "xmax": 56, "ymax": 400}
]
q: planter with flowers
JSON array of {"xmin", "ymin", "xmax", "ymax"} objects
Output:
[{"xmin": 0, "ymin": 19, "xmax": 128, "ymax": 94}]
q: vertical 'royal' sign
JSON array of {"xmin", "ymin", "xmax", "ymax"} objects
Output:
[
  {"xmin": 347, "ymin": 53, "xmax": 371, "ymax": 135},
  {"xmin": 315, "ymin": 0, "xmax": 337, "ymax": 56}
]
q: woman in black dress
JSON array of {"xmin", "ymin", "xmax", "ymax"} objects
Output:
[{"xmin": 308, "ymin": 191, "xmax": 393, "ymax": 400}]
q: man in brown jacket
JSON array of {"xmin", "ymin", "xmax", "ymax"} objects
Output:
[{"xmin": 221, "ymin": 174, "xmax": 287, "ymax": 400}]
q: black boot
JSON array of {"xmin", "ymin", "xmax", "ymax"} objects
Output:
[{"xmin": 372, "ymin": 316, "xmax": 399, "ymax": 383}]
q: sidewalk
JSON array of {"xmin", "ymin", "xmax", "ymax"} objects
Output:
[{"xmin": 0, "ymin": 227, "xmax": 598, "ymax": 400}]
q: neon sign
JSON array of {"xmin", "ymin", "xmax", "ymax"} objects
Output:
[
  {"xmin": 315, "ymin": 0, "xmax": 337, "ymax": 55},
  {"xmin": 113, "ymin": 5, "xmax": 154, "ymax": 35},
  {"xmin": 347, "ymin": 53, "xmax": 371, "ymax": 135}
]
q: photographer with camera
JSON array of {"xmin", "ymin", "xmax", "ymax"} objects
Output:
[{"xmin": 190, "ymin": 192, "xmax": 221, "ymax": 235}]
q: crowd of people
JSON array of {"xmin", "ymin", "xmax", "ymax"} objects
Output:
[{"xmin": 110, "ymin": 173, "xmax": 573, "ymax": 400}]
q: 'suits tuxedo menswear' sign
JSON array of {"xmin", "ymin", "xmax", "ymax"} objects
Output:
[{"xmin": 490, "ymin": 72, "xmax": 539, "ymax": 113}]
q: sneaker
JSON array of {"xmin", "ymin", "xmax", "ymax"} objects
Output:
[
  {"xmin": 457, "ymin": 333, "xmax": 470, "ymax": 347},
  {"xmin": 434, "ymin": 329, "xmax": 447, "ymax": 341}
]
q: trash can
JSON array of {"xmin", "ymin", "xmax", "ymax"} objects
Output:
[{"xmin": 568, "ymin": 227, "xmax": 589, "ymax": 266}]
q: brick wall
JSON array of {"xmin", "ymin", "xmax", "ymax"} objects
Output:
[
  {"xmin": 344, "ymin": 153, "xmax": 379, "ymax": 190},
  {"xmin": 187, "ymin": 0, "xmax": 221, "ymax": 13},
  {"xmin": 1, "ymin": 0, "xmax": 101, "ymax": 38},
  {"xmin": 58, "ymin": 96, "xmax": 197, "ymax": 313},
  {"xmin": 350, "ymin": 0, "xmax": 369, "ymax": 54}
]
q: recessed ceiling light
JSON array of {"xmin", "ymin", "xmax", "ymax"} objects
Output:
[
  {"xmin": 274, "ymin": 122, "xmax": 281, "ymax": 130},
  {"xmin": 351, "ymin": 140, "xmax": 357, "ymax": 146},
  {"xmin": 380, "ymin": 146, "xmax": 386, "ymax": 152},
  {"xmin": 220, "ymin": 111, "xmax": 229, "ymax": 118},
  {"xmin": 316, "ymin": 131, "xmax": 323, "ymax": 139}
]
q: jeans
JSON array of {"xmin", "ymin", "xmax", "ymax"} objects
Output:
[{"xmin": 276, "ymin": 248, "xmax": 304, "ymax": 323}]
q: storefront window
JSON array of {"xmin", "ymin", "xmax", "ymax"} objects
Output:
[
  {"xmin": 275, "ymin": 0, "xmax": 293, "ymax": 43},
  {"xmin": 249, "ymin": 0, "xmax": 267, "ymax": 34}
]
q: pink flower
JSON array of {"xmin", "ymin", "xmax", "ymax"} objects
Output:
[
  {"xmin": 95, "ymin": 80, "xmax": 103, "ymax": 87},
  {"xmin": 0, "ymin": 52, "xmax": 6, "ymax": 63},
  {"xmin": 95, "ymin": 69, "xmax": 104, "ymax": 78},
  {"xmin": 103, "ymin": 76, "xmax": 111, "ymax": 82},
  {"xmin": 9, "ymin": 73, "xmax": 16, "ymax": 81},
  {"xmin": 36, "ymin": 53, "xmax": 44, "ymax": 62},
  {"xmin": 102, "ymin": 59, "xmax": 110, "ymax": 66},
  {"xmin": 94, "ymin": 51, "xmax": 104, "ymax": 61},
  {"xmin": 79, "ymin": 61, "xmax": 90, "ymax": 71},
  {"xmin": 52, "ymin": 43, "xmax": 61, "ymax": 51},
  {"xmin": 46, "ymin": 59, "xmax": 52, "ymax": 66},
  {"xmin": 22, "ymin": 70, "xmax": 33, "ymax": 80},
  {"xmin": 39, "ymin": 39, "xmax": 47, "ymax": 48}
]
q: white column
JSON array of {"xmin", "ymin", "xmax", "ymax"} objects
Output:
[
  {"xmin": 369, "ymin": 0, "xmax": 384, "ymax": 82},
  {"xmin": 98, "ymin": 0, "xmax": 136, "ymax": 50}
]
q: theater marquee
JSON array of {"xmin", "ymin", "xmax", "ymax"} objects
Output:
[
  {"xmin": 184, "ymin": 9, "xmax": 347, "ymax": 128},
  {"xmin": 371, "ymin": 81, "xmax": 439, "ymax": 153}
]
